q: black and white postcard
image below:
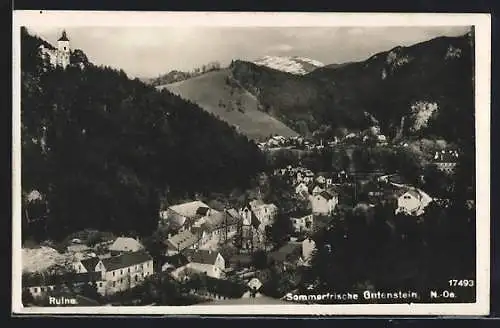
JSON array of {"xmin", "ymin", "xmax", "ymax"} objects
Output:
[{"xmin": 12, "ymin": 11, "xmax": 491, "ymax": 316}]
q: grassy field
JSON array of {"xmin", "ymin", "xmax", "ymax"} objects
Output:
[{"xmin": 157, "ymin": 69, "xmax": 299, "ymax": 142}]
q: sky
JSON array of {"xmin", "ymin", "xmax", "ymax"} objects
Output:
[{"xmin": 26, "ymin": 25, "xmax": 471, "ymax": 79}]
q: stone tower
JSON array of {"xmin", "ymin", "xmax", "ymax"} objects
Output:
[{"xmin": 56, "ymin": 30, "xmax": 70, "ymax": 69}]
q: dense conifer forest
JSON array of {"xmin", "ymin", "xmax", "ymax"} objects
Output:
[{"xmin": 21, "ymin": 27, "xmax": 266, "ymax": 241}]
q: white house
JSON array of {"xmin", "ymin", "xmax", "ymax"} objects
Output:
[
  {"xmin": 309, "ymin": 191, "xmax": 338, "ymax": 216},
  {"xmin": 108, "ymin": 237, "xmax": 144, "ymax": 254},
  {"xmin": 395, "ymin": 189, "xmax": 433, "ymax": 216},
  {"xmin": 290, "ymin": 212, "xmax": 314, "ymax": 234},
  {"xmin": 72, "ymin": 251, "xmax": 153, "ymax": 295},
  {"xmin": 248, "ymin": 200, "xmax": 278, "ymax": 228},
  {"xmin": 98, "ymin": 251, "xmax": 154, "ymax": 295},
  {"xmin": 184, "ymin": 249, "xmax": 226, "ymax": 279},
  {"xmin": 159, "ymin": 200, "xmax": 211, "ymax": 231}
]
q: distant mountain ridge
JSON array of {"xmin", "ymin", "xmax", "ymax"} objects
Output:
[{"xmin": 229, "ymin": 31, "xmax": 475, "ymax": 145}]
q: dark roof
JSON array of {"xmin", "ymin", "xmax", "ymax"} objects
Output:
[
  {"xmin": 161, "ymin": 253, "xmax": 189, "ymax": 268},
  {"xmin": 241, "ymin": 206, "xmax": 261, "ymax": 229},
  {"xmin": 269, "ymin": 242, "xmax": 302, "ymax": 263},
  {"xmin": 319, "ymin": 190, "xmax": 336, "ymax": 200},
  {"xmin": 58, "ymin": 30, "xmax": 69, "ymax": 41},
  {"xmin": 225, "ymin": 209, "xmax": 241, "ymax": 225},
  {"xmin": 308, "ymin": 184, "xmax": 324, "ymax": 194},
  {"xmin": 101, "ymin": 251, "xmax": 152, "ymax": 271},
  {"xmin": 289, "ymin": 209, "xmax": 312, "ymax": 218},
  {"xmin": 196, "ymin": 206, "xmax": 211, "ymax": 216},
  {"xmin": 80, "ymin": 257, "xmax": 100, "ymax": 272},
  {"xmin": 23, "ymin": 272, "xmax": 102, "ymax": 287},
  {"xmin": 185, "ymin": 249, "xmax": 221, "ymax": 265},
  {"xmin": 165, "ymin": 230, "xmax": 198, "ymax": 251}
]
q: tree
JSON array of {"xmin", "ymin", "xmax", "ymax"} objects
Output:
[
  {"xmin": 251, "ymin": 250, "xmax": 269, "ymax": 269},
  {"xmin": 21, "ymin": 29, "xmax": 267, "ymax": 242},
  {"xmin": 219, "ymin": 243, "xmax": 238, "ymax": 262},
  {"xmin": 268, "ymin": 209, "xmax": 293, "ymax": 248},
  {"xmin": 421, "ymin": 164, "xmax": 452, "ymax": 197},
  {"xmin": 81, "ymin": 281, "xmax": 101, "ymax": 303},
  {"xmin": 22, "ymin": 289, "xmax": 35, "ymax": 306},
  {"xmin": 70, "ymin": 49, "xmax": 89, "ymax": 67},
  {"xmin": 142, "ymin": 231, "xmax": 167, "ymax": 267}
]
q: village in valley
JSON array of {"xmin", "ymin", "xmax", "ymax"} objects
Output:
[
  {"xmin": 22, "ymin": 130, "xmax": 467, "ymax": 306},
  {"xmin": 20, "ymin": 27, "xmax": 476, "ymax": 307}
]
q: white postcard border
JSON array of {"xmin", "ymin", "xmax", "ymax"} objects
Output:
[{"xmin": 12, "ymin": 11, "xmax": 491, "ymax": 316}]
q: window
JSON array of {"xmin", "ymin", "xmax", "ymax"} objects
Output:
[
  {"xmin": 120, "ymin": 278, "xmax": 123, "ymax": 283},
  {"xmin": 113, "ymin": 282, "xmax": 116, "ymax": 287},
  {"xmin": 41, "ymin": 287, "xmax": 45, "ymax": 292},
  {"xmin": 113, "ymin": 271, "xmax": 115, "ymax": 277},
  {"xmin": 99, "ymin": 282, "xmax": 102, "ymax": 287},
  {"xmin": 135, "ymin": 275, "xmax": 138, "ymax": 282},
  {"xmin": 34, "ymin": 288, "xmax": 38, "ymax": 293},
  {"xmin": 128, "ymin": 268, "xmax": 130, "ymax": 273},
  {"xmin": 120, "ymin": 269, "xmax": 123, "ymax": 275}
]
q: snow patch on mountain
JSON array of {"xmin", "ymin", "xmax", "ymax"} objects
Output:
[{"xmin": 252, "ymin": 56, "xmax": 324, "ymax": 75}]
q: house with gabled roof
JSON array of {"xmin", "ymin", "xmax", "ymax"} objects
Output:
[
  {"xmin": 159, "ymin": 200, "xmax": 211, "ymax": 232},
  {"xmin": 71, "ymin": 251, "xmax": 154, "ymax": 295},
  {"xmin": 290, "ymin": 210, "xmax": 314, "ymax": 234},
  {"xmin": 248, "ymin": 200, "xmax": 277, "ymax": 228},
  {"xmin": 96, "ymin": 251, "xmax": 154, "ymax": 295},
  {"xmin": 73, "ymin": 256, "xmax": 100, "ymax": 274},
  {"xmin": 395, "ymin": 188, "xmax": 433, "ymax": 216},
  {"xmin": 309, "ymin": 190, "xmax": 338, "ymax": 216},
  {"xmin": 108, "ymin": 237, "xmax": 144, "ymax": 255},
  {"xmin": 165, "ymin": 229, "xmax": 199, "ymax": 255},
  {"xmin": 310, "ymin": 184, "xmax": 325, "ymax": 196},
  {"xmin": 183, "ymin": 249, "xmax": 226, "ymax": 279}
]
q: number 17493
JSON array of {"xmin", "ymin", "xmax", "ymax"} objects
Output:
[{"xmin": 448, "ymin": 279, "xmax": 475, "ymax": 287}]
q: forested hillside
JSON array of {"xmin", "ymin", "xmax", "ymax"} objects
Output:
[
  {"xmin": 159, "ymin": 69, "xmax": 299, "ymax": 141},
  {"xmin": 21, "ymin": 27, "xmax": 266, "ymax": 241},
  {"xmin": 229, "ymin": 31, "xmax": 475, "ymax": 146}
]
